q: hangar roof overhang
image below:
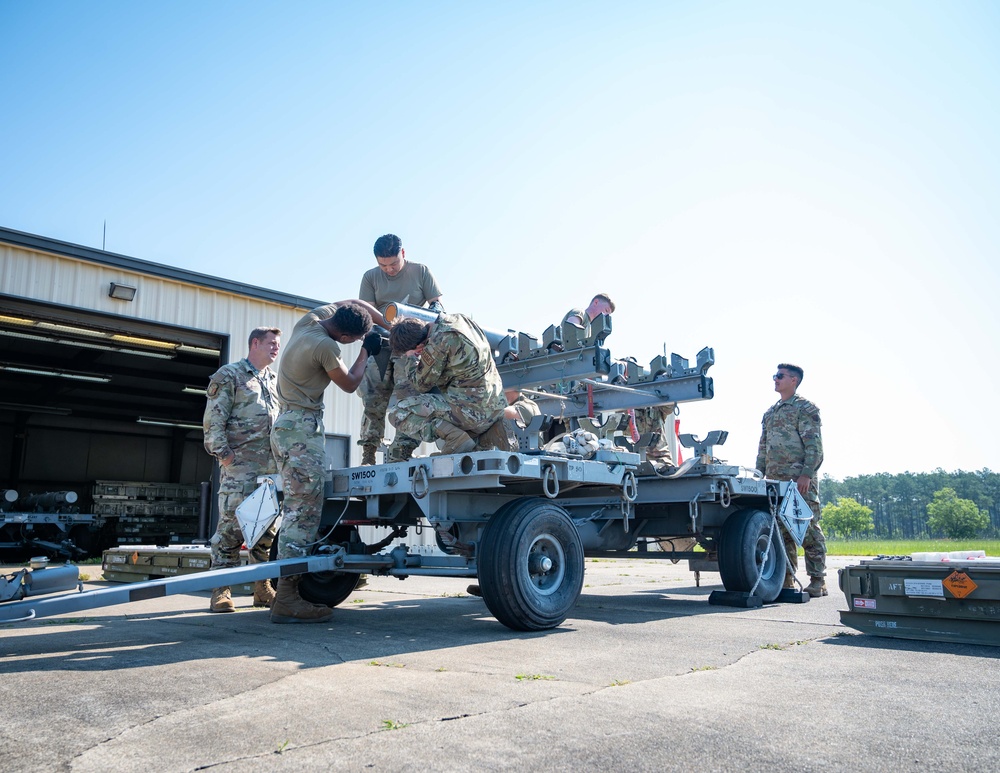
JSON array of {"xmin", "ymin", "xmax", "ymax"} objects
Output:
[
  {"xmin": 0, "ymin": 226, "xmax": 324, "ymax": 428},
  {"xmin": 0, "ymin": 226, "xmax": 324, "ymax": 309}
]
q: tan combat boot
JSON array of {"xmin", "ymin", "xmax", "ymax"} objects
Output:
[
  {"xmin": 436, "ymin": 421, "xmax": 476, "ymax": 455},
  {"xmin": 210, "ymin": 586, "xmax": 235, "ymax": 613},
  {"xmin": 361, "ymin": 444, "xmax": 378, "ymax": 465},
  {"xmin": 253, "ymin": 579, "xmax": 276, "ymax": 608},
  {"xmin": 475, "ymin": 419, "xmax": 512, "ymax": 451},
  {"xmin": 806, "ymin": 577, "xmax": 828, "ymax": 597},
  {"xmin": 270, "ymin": 577, "xmax": 334, "ymax": 624}
]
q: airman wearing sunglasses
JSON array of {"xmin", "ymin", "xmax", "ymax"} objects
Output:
[{"xmin": 756, "ymin": 363, "xmax": 828, "ymax": 597}]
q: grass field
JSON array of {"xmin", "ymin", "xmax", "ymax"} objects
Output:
[{"xmin": 824, "ymin": 539, "xmax": 1000, "ymax": 557}]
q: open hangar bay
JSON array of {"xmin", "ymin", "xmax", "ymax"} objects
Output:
[{"xmin": 0, "ymin": 227, "xmax": 365, "ymax": 555}]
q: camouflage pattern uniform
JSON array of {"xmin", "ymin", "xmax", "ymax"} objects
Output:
[
  {"xmin": 203, "ymin": 359, "xmax": 279, "ymax": 568},
  {"xmin": 562, "ymin": 307, "xmax": 672, "ymax": 460},
  {"xmin": 270, "ymin": 303, "xmax": 346, "ymax": 560},
  {"xmin": 358, "ymin": 261, "xmax": 442, "ymax": 453},
  {"xmin": 360, "ymin": 352, "xmax": 426, "ymax": 457},
  {"xmin": 358, "ymin": 355, "xmax": 398, "ymax": 446},
  {"xmin": 270, "ymin": 408, "xmax": 326, "ymax": 559},
  {"xmin": 383, "ymin": 355, "xmax": 422, "ymax": 461},
  {"xmin": 388, "ymin": 313, "xmax": 507, "ymax": 444},
  {"xmin": 633, "ymin": 406, "xmax": 674, "ymax": 463},
  {"xmin": 756, "ymin": 393, "xmax": 826, "ymax": 580}
]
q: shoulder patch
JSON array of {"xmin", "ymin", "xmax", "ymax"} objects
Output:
[
  {"xmin": 207, "ymin": 382, "xmax": 220, "ymax": 398},
  {"xmin": 797, "ymin": 398, "xmax": 820, "ymax": 415},
  {"xmin": 420, "ymin": 349, "xmax": 438, "ymax": 369}
]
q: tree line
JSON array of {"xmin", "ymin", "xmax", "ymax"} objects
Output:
[{"xmin": 819, "ymin": 468, "xmax": 1000, "ymax": 539}]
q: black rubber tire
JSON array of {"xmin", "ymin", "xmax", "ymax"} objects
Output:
[
  {"xmin": 717, "ymin": 508, "xmax": 786, "ymax": 602},
  {"xmin": 268, "ymin": 525, "xmax": 362, "ymax": 608},
  {"xmin": 297, "ymin": 569, "xmax": 363, "ymax": 608},
  {"xmin": 477, "ymin": 497, "xmax": 585, "ymax": 631}
]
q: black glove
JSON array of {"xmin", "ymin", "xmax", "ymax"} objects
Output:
[
  {"xmin": 362, "ymin": 331, "xmax": 383, "ymax": 357},
  {"xmin": 427, "ymin": 300, "xmax": 445, "ymax": 313}
]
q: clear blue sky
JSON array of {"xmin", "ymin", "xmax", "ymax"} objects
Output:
[{"xmin": 2, "ymin": 1, "xmax": 998, "ymax": 479}]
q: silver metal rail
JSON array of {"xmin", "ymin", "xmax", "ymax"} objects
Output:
[{"xmin": 0, "ymin": 554, "xmax": 340, "ymax": 623}]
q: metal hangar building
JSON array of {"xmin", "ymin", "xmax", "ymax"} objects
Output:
[{"xmin": 0, "ymin": 226, "xmax": 362, "ymax": 552}]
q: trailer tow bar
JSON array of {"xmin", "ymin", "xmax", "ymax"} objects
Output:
[{"xmin": 0, "ymin": 553, "xmax": 343, "ymax": 624}]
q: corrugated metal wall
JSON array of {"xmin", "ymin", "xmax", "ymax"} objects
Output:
[{"xmin": 0, "ymin": 242, "xmax": 365, "ymax": 461}]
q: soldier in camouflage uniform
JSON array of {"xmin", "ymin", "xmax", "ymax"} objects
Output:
[
  {"xmin": 541, "ymin": 293, "xmax": 617, "ymax": 439},
  {"xmin": 203, "ymin": 327, "xmax": 282, "ymax": 613},
  {"xmin": 756, "ymin": 363, "xmax": 828, "ymax": 597},
  {"xmin": 562, "ymin": 294, "xmax": 676, "ymax": 463},
  {"xmin": 387, "ymin": 314, "xmax": 507, "ymax": 456},
  {"xmin": 357, "ymin": 234, "xmax": 444, "ymax": 465},
  {"xmin": 632, "ymin": 406, "xmax": 675, "ymax": 464},
  {"xmin": 270, "ymin": 300, "xmax": 386, "ymax": 624}
]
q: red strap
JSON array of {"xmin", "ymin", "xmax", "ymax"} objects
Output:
[{"xmin": 627, "ymin": 409, "xmax": 640, "ymax": 443}]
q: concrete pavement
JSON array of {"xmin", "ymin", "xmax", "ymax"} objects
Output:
[{"xmin": 1, "ymin": 556, "xmax": 998, "ymax": 772}]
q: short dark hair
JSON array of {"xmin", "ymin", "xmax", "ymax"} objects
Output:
[
  {"xmin": 389, "ymin": 318, "xmax": 430, "ymax": 355},
  {"xmin": 248, "ymin": 326, "xmax": 281, "ymax": 349},
  {"xmin": 374, "ymin": 234, "xmax": 402, "ymax": 258},
  {"xmin": 592, "ymin": 293, "xmax": 615, "ymax": 313},
  {"xmin": 332, "ymin": 303, "xmax": 372, "ymax": 337},
  {"xmin": 777, "ymin": 363, "xmax": 804, "ymax": 383}
]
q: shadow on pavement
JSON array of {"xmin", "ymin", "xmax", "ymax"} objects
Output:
[
  {"xmin": 0, "ymin": 594, "xmax": 566, "ymax": 674},
  {"xmin": 821, "ymin": 630, "xmax": 1000, "ymax": 657},
  {"xmin": 1, "ymin": 580, "xmax": 823, "ymax": 674}
]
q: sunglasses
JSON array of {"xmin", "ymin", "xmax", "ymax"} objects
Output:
[{"xmin": 773, "ymin": 373, "xmax": 790, "ymax": 380}]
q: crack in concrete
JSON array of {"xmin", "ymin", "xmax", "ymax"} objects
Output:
[{"xmin": 64, "ymin": 630, "xmax": 844, "ymax": 772}]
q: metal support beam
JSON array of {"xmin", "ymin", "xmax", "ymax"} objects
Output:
[
  {"xmin": 497, "ymin": 343, "xmax": 612, "ymax": 389},
  {"xmin": 530, "ymin": 373, "xmax": 713, "ymax": 418}
]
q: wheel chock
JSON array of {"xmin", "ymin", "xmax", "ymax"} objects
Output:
[
  {"xmin": 776, "ymin": 588, "xmax": 810, "ymax": 604},
  {"xmin": 708, "ymin": 590, "xmax": 764, "ymax": 608}
]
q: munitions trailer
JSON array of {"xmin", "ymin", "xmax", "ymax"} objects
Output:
[{"xmin": 1, "ymin": 305, "xmax": 810, "ymax": 629}]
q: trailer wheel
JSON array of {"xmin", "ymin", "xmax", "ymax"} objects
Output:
[
  {"xmin": 269, "ymin": 526, "xmax": 362, "ymax": 608},
  {"xmin": 298, "ymin": 570, "xmax": 363, "ymax": 608},
  {"xmin": 717, "ymin": 508, "xmax": 786, "ymax": 602},
  {"xmin": 477, "ymin": 497, "xmax": 584, "ymax": 631}
]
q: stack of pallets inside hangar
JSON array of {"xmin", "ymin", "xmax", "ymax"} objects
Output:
[{"xmin": 91, "ymin": 480, "xmax": 202, "ymax": 546}]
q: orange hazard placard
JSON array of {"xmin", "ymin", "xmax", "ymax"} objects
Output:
[{"xmin": 943, "ymin": 570, "xmax": 978, "ymax": 599}]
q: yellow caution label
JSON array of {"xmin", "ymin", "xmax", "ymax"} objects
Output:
[{"xmin": 943, "ymin": 570, "xmax": 977, "ymax": 599}]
